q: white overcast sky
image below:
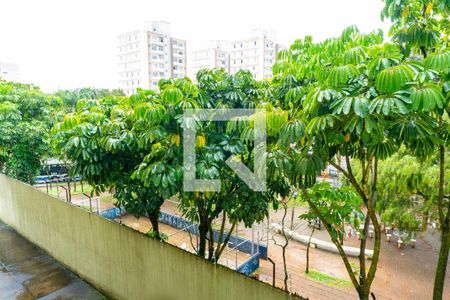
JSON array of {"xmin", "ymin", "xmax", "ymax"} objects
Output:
[{"xmin": 0, "ymin": 0, "xmax": 391, "ymax": 92}]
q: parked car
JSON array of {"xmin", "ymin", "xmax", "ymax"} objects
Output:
[
  {"xmin": 51, "ymin": 174, "xmax": 67, "ymax": 182},
  {"xmin": 33, "ymin": 175, "xmax": 51, "ymax": 184}
]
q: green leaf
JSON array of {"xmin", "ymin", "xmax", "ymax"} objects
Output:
[
  {"xmin": 327, "ymin": 65, "xmax": 360, "ymax": 87},
  {"xmin": 424, "ymin": 50, "xmax": 450, "ymax": 74},
  {"xmin": 279, "ymin": 120, "xmax": 305, "ymax": 147},
  {"xmin": 369, "ymin": 91, "xmax": 411, "ymax": 115},
  {"xmin": 343, "ymin": 46, "xmax": 368, "ymax": 65},
  {"xmin": 375, "ymin": 65, "xmax": 414, "ymax": 93},
  {"xmin": 331, "ymin": 96, "xmax": 369, "ymax": 117},
  {"xmin": 161, "ymin": 87, "xmax": 183, "ymax": 103},
  {"xmin": 410, "ymin": 84, "xmax": 445, "ymax": 112}
]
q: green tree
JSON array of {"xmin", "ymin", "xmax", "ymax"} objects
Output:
[
  {"xmin": 186, "ymin": 70, "xmax": 278, "ymax": 261},
  {"xmin": 138, "ymin": 71, "xmax": 277, "ymax": 260},
  {"xmin": 272, "ymin": 26, "xmax": 422, "ymax": 299},
  {"xmin": 362, "ymin": 149, "xmax": 449, "ymax": 234},
  {"xmin": 53, "ymin": 90, "xmax": 179, "ymax": 239},
  {"xmin": 381, "ymin": 1, "xmax": 450, "ymax": 298},
  {"xmin": 0, "ymin": 81, "xmax": 60, "ymax": 183}
]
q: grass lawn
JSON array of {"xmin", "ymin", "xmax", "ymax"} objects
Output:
[
  {"xmin": 42, "ymin": 182, "xmax": 117, "ymax": 205},
  {"xmin": 305, "ymin": 269, "xmax": 353, "ymax": 288},
  {"xmin": 42, "ymin": 182, "xmax": 94, "ymax": 196}
]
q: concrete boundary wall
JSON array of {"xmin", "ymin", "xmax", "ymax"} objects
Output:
[
  {"xmin": 100, "ymin": 209, "xmax": 263, "ymax": 275},
  {"xmin": 0, "ymin": 174, "xmax": 297, "ymax": 300}
]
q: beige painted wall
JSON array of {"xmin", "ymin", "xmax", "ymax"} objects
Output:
[{"xmin": 0, "ymin": 174, "xmax": 298, "ymax": 300}]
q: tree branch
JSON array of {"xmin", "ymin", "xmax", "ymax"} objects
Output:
[
  {"xmin": 331, "ymin": 160, "xmax": 367, "ymax": 203},
  {"xmin": 366, "ymin": 157, "xmax": 382, "ymax": 291},
  {"xmin": 302, "ymin": 189, "xmax": 360, "ymax": 290},
  {"xmin": 215, "ymin": 221, "xmax": 237, "ymax": 261}
]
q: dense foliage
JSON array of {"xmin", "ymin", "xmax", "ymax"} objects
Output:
[
  {"xmin": 381, "ymin": 1, "xmax": 450, "ymax": 298},
  {"xmin": 0, "ymin": 81, "xmax": 60, "ymax": 183},
  {"xmin": 271, "ymin": 8, "xmax": 448, "ymax": 295},
  {"xmin": 53, "ymin": 72, "xmax": 279, "ymax": 255},
  {"xmin": 2, "ymin": 1, "xmax": 449, "ymax": 298},
  {"xmin": 54, "ymin": 87, "xmax": 125, "ymax": 112}
]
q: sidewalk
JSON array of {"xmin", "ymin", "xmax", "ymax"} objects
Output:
[{"xmin": 0, "ymin": 219, "xmax": 103, "ymax": 300}]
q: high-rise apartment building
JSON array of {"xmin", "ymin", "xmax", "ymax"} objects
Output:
[
  {"xmin": 188, "ymin": 29, "xmax": 284, "ymax": 80},
  {"xmin": 229, "ymin": 29, "xmax": 283, "ymax": 80},
  {"xmin": 117, "ymin": 21, "xmax": 186, "ymax": 95},
  {"xmin": 188, "ymin": 41, "xmax": 230, "ymax": 79},
  {"xmin": 0, "ymin": 62, "xmax": 20, "ymax": 82}
]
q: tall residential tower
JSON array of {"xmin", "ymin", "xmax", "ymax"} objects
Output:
[
  {"xmin": 188, "ymin": 29, "xmax": 284, "ymax": 80},
  {"xmin": 229, "ymin": 29, "xmax": 284, "ymax": 80},
  {"xmin": 117, "ymin": 21, "xmax": 186, "ymax": 95},
  {"xmin": 188, "ymin": 41, "xmax": 230, "ymax": 79}
]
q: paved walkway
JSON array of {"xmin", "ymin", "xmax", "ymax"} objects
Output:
[
  {"xmin": 161, "ymin": 200, "xmax": 450, "ymax": 300},
  {"xmin": 0, "ymin": 219, "xmax": 103, "ymax": 300}
]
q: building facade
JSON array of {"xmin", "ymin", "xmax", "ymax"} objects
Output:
[
  {"xmin": 0, "ymin": 62, "xmax": 20, "ymax": 82},
  {"xmin": 188, "ymin": 30, "xmax": 284, "ymax": 80},
  {"xmin": 117, "ymin": 21, "xmax": 186, "ymax": 95},
  {"xmin": 229, "ymin": 29, "xmax": 283, "ymax": 80},
  {"xmin": 188, "ymin": 41, "xmax": 230, "ymax": 79}
]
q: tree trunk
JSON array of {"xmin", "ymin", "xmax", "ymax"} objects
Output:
[
  {"xmin": 421, "ymin": 209, "xmax": 429, "ymax": 232},
  {"xmin": 215, "ymin": 213, "xmax": 227, "ymax": 259},
  {"xmin": 282, "ymin": 244, "xmax": 289, "ymax": 291},
  {"xmin": 357, "ymin": 288, "xmax": 370, "ymax": 300},
  {"xmin": 215, "ymin": 220, "xmax": 237, "ymax": 261},
  {"xmin": 290, "ymin": 206, "xmax": 295, "ymax": 230},
  {"xmin": 208, "ymin": 225, "xmax": 214, "ymax": 261},
  {"xmin": 433, "ymin": 122, "xmax": 448, "ymax": 300},
  {"xmin": 198, "ymin": 218, "xmax": 209, "ymax": 258},
  {"xmin": 365, "ymin": 157, "xmax": 381, "ymax": 298},
  {"xmin": 280, "ymin": 203, "xmax": 289, "ymax": 291},
  {"xmin": 147, "ymin": 209, "xmax": 160, "ymax": 240},
  {"xmin": 433, "ymin": 221, "xmax": 450, "ymax": 300},
  {"xmin": 67, "ymin": 178, "xmax": 72, "ymax": 202},
  {"xmin": 306, "ymin": 227, "xmax": 315, "ymax": 274}
]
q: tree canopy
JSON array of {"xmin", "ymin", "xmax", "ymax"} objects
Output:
[{"xmin": 0, "ymin": 81, "xmax": 61, "ymax": 183}]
